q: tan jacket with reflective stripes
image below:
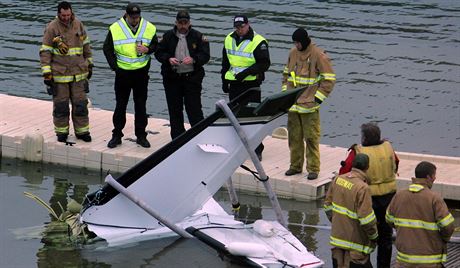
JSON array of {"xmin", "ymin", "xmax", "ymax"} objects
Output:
[
  {"xmin": 282, "ymin": 43, "xmax": 335, "ymax": 112},
  {"xmin": 40, "ymin": 15, "xmax": 92, "ymax": 83},
  {"xmin": 386, "ymin": 178, "xmax": 455, "ymax": 266},
  {"xmin": 324, "ymin": 168, "xmax": 378, "ymax": 255}
]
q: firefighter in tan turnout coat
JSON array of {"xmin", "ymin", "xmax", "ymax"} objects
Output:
[
  {"xmin": 40, "ymin": 1, "xmax": 93, "ymax": 143},
  {"xmin": 324, "ymin": 153, "xmax": 378, "ymax": 268},
  {"xmin": 386, "ymin": 161, "xmax": 455, "ymax": 268},
  {"xmin": 282, "ymin": 27, "xmax": 335, "ymax": 180}
]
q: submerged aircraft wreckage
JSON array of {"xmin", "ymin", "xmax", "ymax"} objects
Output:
[{"xmin": 29, "ymin": 88, "xmax": 325, "ymax": 267}]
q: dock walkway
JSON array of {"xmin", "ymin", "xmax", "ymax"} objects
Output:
[{"xmin": 1, "ymin": 94, "xmax": 459, "ymax": 200}]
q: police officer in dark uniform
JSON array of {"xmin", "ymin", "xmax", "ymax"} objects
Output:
[
  {"xmin": 103, "ymin": 3, "xmax": 158, "ymax": 148},
  {"xmin": 221, "ymin": 14, "xmax": 270, "ymax": 160},
  {"xmin": 155, "ymin": 10, "xmax": 210, "ymax": 139}
]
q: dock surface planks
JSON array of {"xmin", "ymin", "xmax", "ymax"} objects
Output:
[{"xmin": 1, "ymin": 94, "xmax": 459, "ymax": 200}]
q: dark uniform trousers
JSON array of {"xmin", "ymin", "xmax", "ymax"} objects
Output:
[
  {"xmin": 163, "ymin": 70, "xmax": 205, "ymax": 139},
  {"xmin": 228, "ymin": 80, "xmax": 264, "ymax": 155},
  {"xmin": 372, "ymin": 192, "xmax": 395, "ymax": 268},
  {"xmin": 112, "ymin": 68, "xmax": 149, "ymax": 139}
]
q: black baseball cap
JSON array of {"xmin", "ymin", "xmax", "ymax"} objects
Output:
[
  {"xmin": 233, "ymin": 14, "xmax": 248, "ymax": 27},
  {"xmin": 176, "ymin": 10, "xmax": 190, "ymax": 22},
  {"xmin": 126, "ymin": 3, "xmax": 141, "ymax": 17}
]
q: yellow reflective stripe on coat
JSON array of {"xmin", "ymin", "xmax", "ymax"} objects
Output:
[
  {"xmin": 385, "ymin": 210, "xmax": 395, "ymax": 223},
  {"xmin": 369, "ymin": 231, "xmax": 378, "ymax": 240},
  {"xmin": 41, "ymin": 65, "xmax": 51, "ymax": 74},
  {"xmin": 315, "ymin": 90, "xmax": 327, "ymax": 102},
  {"xmin": 55, "ymin": 126, "xmax": 69, "ymax": 134},
  {"xmin": 323, "ymin": 203, "xmax": 332, "ymax": 212},
  {"xmin": 409, "ymin": 183, "xmax": 424, "ymax": 192},
  {"xmin": 82, "ymin": 36, "xmax": 90, "ymax": 45},
  {"xmin": 63, "ymin": 47, "xmax": 83, "ymax": 55},
  {"xmin": 397, "ymin": 251, "xmax": 446, "ymax": 264},
  {"xmin": 287, "ymin": 76, "xmax": 318, "ymax": 85},
  {"xmin": 330, "ymin": 236, "xmax": 374, "ymax": 254},
  {"xmin": 285, "ymin": 72, "xmax": 334, "ymax": 86},
  {"xmin": 331, "ymin": 202, "xmax": 358, "ymax": 219},
  {"xmin": 359, "ymin": 211, "xmax": 376, "ymax": 225},
  {"xmin": 40, "ymin": 44, "xmax": 54, "ymax": 52},
  {"xmin": 283, "ymin": 66, "xmax": 289, "ymax": 74},
  {"xmin": 290, "ymin": 71, "xmax": 297, "ymax": 87},
  {"xmin": 438, "ymin": 213, "xmax": 454, "ymax": 228},
  {"xmin": 321, "ymin": 72, "xmax": 336, "ymax": 81},
  {"xmin": 45, "ymin": 47, "xmax": 84, "ymax": 56},
  {"xmin": 393, "ymin": 217, "xmax": 439, "ymax": 231},
  {"xmin": 332, "ymin": 202, "xmax": 376, "ymax": 225}
]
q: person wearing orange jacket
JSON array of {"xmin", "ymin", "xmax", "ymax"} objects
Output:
[
  {"xmin": 324, "ymin": 153, "xmax": 378, "ymax": 268},
  {"xmin": 39, "ymin": 1, "xmax": 93, "ymax": 143},
  {"xmin": 282, "ymin": 27, "xmax": 336, "ymax": 180},
  {"xmin": 386, "ymin": 161, "xmax": 455, "ymax": 267},
  {"xmin": 339, "ymin": 122, "xmax": 399, "ymax": 268}
]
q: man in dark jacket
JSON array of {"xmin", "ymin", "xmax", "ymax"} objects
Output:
[
  {"xmin": 155, "ymin": 10, "xmax": 210, "ymax": 139},
  {"xmin": 221, "ymin": 14, "xmax": 270, "ymax": 160}
]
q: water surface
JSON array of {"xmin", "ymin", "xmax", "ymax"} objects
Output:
[
  {"xmin": 0, "ymin": 158, "xmax": 333, "ymax": 267},
  {"xmin": 0, "ymin": 0, "xmax": 458, "ymax": 156}
]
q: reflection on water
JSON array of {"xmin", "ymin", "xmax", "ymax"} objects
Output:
[
  {"xmin": 0, "ymin": 158, "xmax": 333, "ymax": 267},
  {"xmin": 0, "ymin": 0, "xmax": 459, "ymax": 156},
  {"xmin": 36, "ymin": 177, "xmax": 89, "ymax": 267}
]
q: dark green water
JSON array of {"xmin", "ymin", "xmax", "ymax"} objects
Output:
[
  {"xmin": 0, "ymin": 0, "xmax": 459, "ymax": 156},
  {"xmin": 0, "ymin": 158, "xmax": 332, "ymax": 267}
]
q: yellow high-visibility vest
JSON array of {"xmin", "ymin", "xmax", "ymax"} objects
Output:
[
  {"xmin": 110, "ymin": 17, "xmax": 156, "ymax": 70},
  {"xmin": 356, "ymin": 141, "xmax": 396, "ymax": 196},
  {"xmin": 224, "ymin": 32, "xmax": 266, "ymax": 81}
]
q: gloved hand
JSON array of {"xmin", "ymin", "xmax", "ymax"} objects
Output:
[
  {"xmin": 87, "ymin": 64, "xmax": 93, "ymax": 80},
  {"xmin": 44, "ymin": 79, "xmax": 52, "ymax": 87},
  {"xmin": 43, "ymin": 73, "xmax": 55, "ymax": 96},
  {"xmin": 52, "ymin": 36, "xmax": 69, "ymax": 55},
  {"xmin": 43, "ymin": 73, "xmax": 53, "ymax": 86},
  {"xmin": 222, "ymin": 81, "xmax": 229, "ymax": 93},
  {"xmin": 234, "ymin": 71, "xmax": 247, "ymax": 82},
  {"xmin": 58, "ymin": 41, "xmax": 69, "ymax": 55},
  {"xmin": 46, "ymin": 83, "xmax": 56, "ymax": 96}
]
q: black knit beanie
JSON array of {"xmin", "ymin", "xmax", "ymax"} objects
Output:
[{"xmin": 292, "ymin": 27, "xmax": 311, "ymax": 51}]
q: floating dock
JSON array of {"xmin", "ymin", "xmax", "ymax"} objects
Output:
[{"xmin": 1, "ymin": 94, "xmax": 459, "ymax": 200}]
